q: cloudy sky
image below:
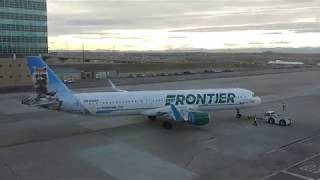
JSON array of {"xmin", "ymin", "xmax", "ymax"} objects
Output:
[{"xmin": 48, "ymin": 0, "xmax": 320, "ymax": 51}]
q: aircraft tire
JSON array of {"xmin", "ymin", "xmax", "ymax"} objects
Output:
[
  {"xmin": 148, "ymin": 116, "xmax": 157, "ymax": 121},
  {"xmin": 163, "ymin": 121, "xmax": 173, "ymax": 130}
]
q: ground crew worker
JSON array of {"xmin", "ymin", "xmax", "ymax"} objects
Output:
[
  {"xmin": 252, "ymin": 115, "xmax": 258, "ymax": 126},
  {"xmin": 282, "ymin": 103, "xmax": 287, "ymax": 112}
]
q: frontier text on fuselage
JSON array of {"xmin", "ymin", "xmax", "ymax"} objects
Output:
[{"xmin": 165, "ymin": 93, "xmax": 236, "ymax": 106}]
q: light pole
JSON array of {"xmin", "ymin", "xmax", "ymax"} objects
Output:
[{"xmin": 82, "ymin": 43, "xmax": 85, "ymax": 64}]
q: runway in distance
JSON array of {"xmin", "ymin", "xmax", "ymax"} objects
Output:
[{"xmin": 23, "ymin": 56, "xmax": 261, "ymax": 129}]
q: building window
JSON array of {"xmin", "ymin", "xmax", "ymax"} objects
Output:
[
  {"xmin": 9, "ymin": 76, "xmax": 13, "ymax": 79},
  {"xmin": 0, "ymin": 76, "xmax": 3, "ymax": 79}
]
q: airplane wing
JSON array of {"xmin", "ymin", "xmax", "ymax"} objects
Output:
[
  {"xmin": 141, "ymin": 105, "xmax": 200, "ymax": 122},
  {"xmin": 142, "ymin": 104, "xmax": 210, "ymax": 126},
  {"xmin": 107, "ymin": 79, "xmax": 128, "ymax": 92}
]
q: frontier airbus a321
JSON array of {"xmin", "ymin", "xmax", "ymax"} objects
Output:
[{"xmin": 22, "ymin": 56, "xmax": 261, "ymax": 129}]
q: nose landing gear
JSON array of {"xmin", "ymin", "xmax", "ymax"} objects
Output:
[
  {"xmin": 236, "ymin": 108, "xmax": 242, "ymax": 119},
  {"xmin": 148, "ymin": 116, "xmax": 157, "ymax": 121}
]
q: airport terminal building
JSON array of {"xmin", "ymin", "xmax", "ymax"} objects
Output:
[{"xmin": 0, "ymin": 0, "xmax": 48, "ymax": 56}]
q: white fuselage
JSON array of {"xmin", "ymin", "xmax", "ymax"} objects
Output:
[{"xmin": 75, "ymin": 88, "xmax": 261, "ymax": 116}]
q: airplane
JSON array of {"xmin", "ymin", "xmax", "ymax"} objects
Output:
[{"xmin": 22, "ymin": 56, "xmax": 262, "ymax": 129}]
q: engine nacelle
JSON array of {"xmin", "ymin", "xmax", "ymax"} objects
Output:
[{"xmin": 188, "ymin": 112, "xmax": 210, "ymax": 126}]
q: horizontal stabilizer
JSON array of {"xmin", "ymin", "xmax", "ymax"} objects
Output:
[{"xmin": 108, "ymin": 79, "xmax": 128, "ymax": 92}]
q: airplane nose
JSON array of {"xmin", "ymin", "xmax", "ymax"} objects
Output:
[{"xmin": 254, "ymin": 97, "xmax": 262, "ymax": 104}]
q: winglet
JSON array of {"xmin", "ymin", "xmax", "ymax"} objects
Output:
[
  {"xmin": 170, "ymin": 104, "xmax": 184, "ymax": 121},
  {"xmin": 107, "ymin": 79, "xmax": 128, "ymax": 92}
]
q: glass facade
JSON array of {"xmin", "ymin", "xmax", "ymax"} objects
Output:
[{"xmin": 0, "ymin": 0, "xmax": 48, "ymax": 56}]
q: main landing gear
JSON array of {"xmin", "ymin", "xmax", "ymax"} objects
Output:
[
  {"xmin": 236, "ymin": 108, "xmax": 242, "ymax": 119},
  {"xmin": 148, "ymin": 116, "xmax": 173, "ymax": 130},
  {"xmin": 148, "ymin": 116, "xmax": 157, "ymax": 121},
  {"xmin": 162, "ymin": 121, "xmax": 173, "ymax": 130}
]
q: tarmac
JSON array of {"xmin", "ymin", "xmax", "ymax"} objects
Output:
[{"xmin": 1, "ymin": 70, "xmax": 320, "ymax": 180}]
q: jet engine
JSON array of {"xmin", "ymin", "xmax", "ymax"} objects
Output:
[{"xmin": 188, "ymin": 112, "xmax": 210, "ymax": 126}]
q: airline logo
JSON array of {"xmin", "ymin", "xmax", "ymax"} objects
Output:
[{"xmin": 165, "ymin": 93, "xmax": 236, "ymax": 106}]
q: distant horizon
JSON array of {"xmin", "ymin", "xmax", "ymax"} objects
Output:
[{"xmin": 49, "ymin": 47, "xmax": 320, "ymax": 54}]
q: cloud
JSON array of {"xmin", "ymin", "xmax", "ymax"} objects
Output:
[
  {"xmin": 249, "ymin": 42, "xmax": 264, "ymax": 45},
  {"xmin": 72, "ymin": 34, "xmax": 145, "ymax": 40},
  {"xmin": 47, "ymin": 0, "xmax": 320, "ymax": 50},
  {"xmin": 224, "ymin": 43, "xmax": 239, "ymax": 47},
  {"xmin": 271, "ymin": 41, "xmax": 291, "ymax": 44},
  {"xmin": 48, "ymin": 0, "xmax": 320, "ymax": 36},
  {"xmin": 170, "ymin": 22, "xmax": 320, "ymax": 33},
  {"xmin": 263, "ymin": 32, "xmax": 283, "ymax": 35},
  {"xmin": 294, "ymin": 28, "xmax": 320, "ymax": 33},
  {"xmin": 168, "ymin": 36, "xmax": 187, "ymax": 39}
]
